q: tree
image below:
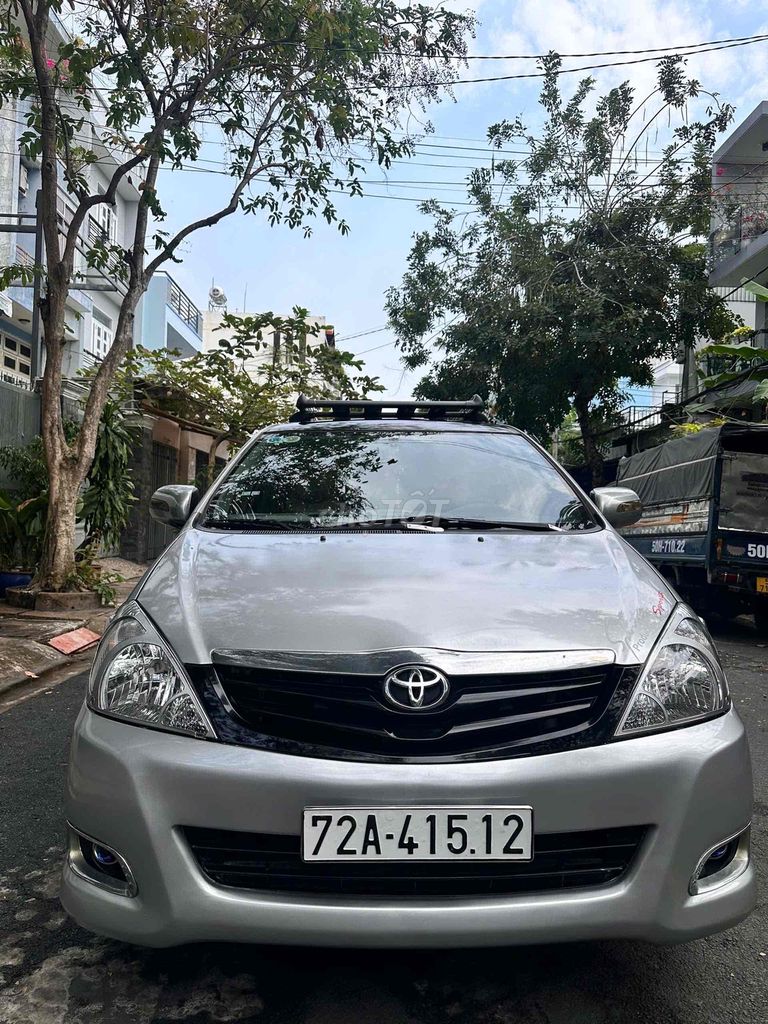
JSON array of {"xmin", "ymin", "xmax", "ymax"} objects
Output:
[
  {"xmin": 0, "ymin": 0, "xmax": 472, "ymax": 589},
  {"xmin": 117, "ymin": 309, "xmax": 383, "ymax": 484},
  {"xmin": 386, "ymin": 55, "xmax": 738, "ymax": 484}
]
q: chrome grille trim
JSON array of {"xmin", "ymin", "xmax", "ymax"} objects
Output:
[{"xmin": 211, "ymin": 647, "xmax": 617, "ymax": 677}]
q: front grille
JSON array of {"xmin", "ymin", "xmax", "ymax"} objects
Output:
[
  {"xmin": 198, "ymin": 660, "xmax": 637, "ymax": 762},
  {"xmin": 184, "ymin": 825, "xmax": 649, "ymax": 897}
]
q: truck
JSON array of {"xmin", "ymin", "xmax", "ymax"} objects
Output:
[{"xmin": 615, "ymin": 423, "xmax": 768, "ymax": 632}]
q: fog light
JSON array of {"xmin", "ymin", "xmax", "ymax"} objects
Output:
[
  {"xmin": 689, "ymin": 826, "xmax": 750, "ymax": 895},
  {"xmin": 92, "ymin": 844, "xmax": 118, "ymax": 867},
  {"xmin": 66, "ymin": 824, "xmax": 137, "ymax": 897}
]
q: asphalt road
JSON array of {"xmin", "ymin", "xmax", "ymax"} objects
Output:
[{"xmin": 0, "ymin": 623, "xmax": 766, "ymax": 1024}]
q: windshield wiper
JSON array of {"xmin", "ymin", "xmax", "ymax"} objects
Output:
[
  {"xmin": 325, "ymin": 515, "xmax": 561, "ymax": 532},
  {"xmin": 205, "ymin": 515, "xmax": 566, "ymax": 533},
  {"xmin": 320, "ymin": 517, "xmax": 439, "ymax": 531},
  {"xmin": 438, "ymin": 518, "xmax": 562, "ymax": 532},
  {"xmin": 202, "ymin": 517, "xmax": 304, "ymax": 531}
]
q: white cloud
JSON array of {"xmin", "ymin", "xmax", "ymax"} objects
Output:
[{"xmin": 478, "ymin": 0, "xmax": 768, "ymax": 140}]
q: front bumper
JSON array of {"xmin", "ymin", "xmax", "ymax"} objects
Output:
[{"xmin": 61, "ymin": 706, "xmax": 755, "ymax": 948}]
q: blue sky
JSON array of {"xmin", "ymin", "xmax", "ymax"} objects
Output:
[{"xmin": 157, "ymin": 0, "xmax": 768, "ymax": 397}]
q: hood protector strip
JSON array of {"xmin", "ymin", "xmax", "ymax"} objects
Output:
[{"xmin": 210, "ymin": 647, "xmax": 617, "ymax": 677}]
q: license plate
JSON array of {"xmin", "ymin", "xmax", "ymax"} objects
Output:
[
  {"xmin": 757, "ymin": 577, "xmax": 768, "ymax": 594},
  {"xmin": 302, "ymin": 806, "xmax": 533, "ymax": 862}
]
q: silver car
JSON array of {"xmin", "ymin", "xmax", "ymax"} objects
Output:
[{"xmin": 62, "ymin": 397, "xmax": 755, "ymax": 947}]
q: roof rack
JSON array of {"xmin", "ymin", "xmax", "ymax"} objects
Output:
[{"xmin": 290, "ymin": 394, "xmax": 488, "ymax": 424}]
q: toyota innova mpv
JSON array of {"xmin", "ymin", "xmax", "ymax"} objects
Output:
[{"xmin": 62, "ymin": 396, "xmax": 755, "ymax": 947}]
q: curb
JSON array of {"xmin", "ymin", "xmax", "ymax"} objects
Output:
[
  {"xmin": 0, "ymin": 638, "xmax": 97, "ymax": 696},
  {"xmin": 0, "ymin": 646, "xmax": 96, "ymax": 699}
]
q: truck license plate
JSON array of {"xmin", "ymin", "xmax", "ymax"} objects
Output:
[
  {"xmin": 757, "ymin": 577, "xmax": 768, "ymax": 594},
  {"xmin": 302, "ymin": 806, "xmax": 533, "ymax": 862}
]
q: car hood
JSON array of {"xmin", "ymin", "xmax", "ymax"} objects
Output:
[{"xmin": 137, "ymin": 527, "xmax": 674, "ymax": 667}]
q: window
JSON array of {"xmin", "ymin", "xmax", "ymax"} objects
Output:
[
  {"xmin": 90, "ymin": 308, "xmax": 113, "ymax": 359},
  {"xmin": 56, "ymin": 192, "xmax": 76, "ymax": 232},
  {"xmin": 91, "ymin": 185, "xmax": 117, "ymax": 244},
  {"xmin": 0, "ymin": 334, "xmax": 32, "ymax": 383},
  {"xmin": 205, "ymin": 428, "xmax": 598, "ymax": 531},
  {"xmin": 57, "ymin": 192, "xmax": 86, "ymax": 273}
]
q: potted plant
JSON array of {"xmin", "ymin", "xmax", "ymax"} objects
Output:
[{"xmin": 0, "ymin": 492, "xmax": 47, "ymax": 595}]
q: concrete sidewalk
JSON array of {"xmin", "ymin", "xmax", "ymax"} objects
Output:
[{"xmin": 0, "ymin": 558, "xmax": 147, "ymax": 695}]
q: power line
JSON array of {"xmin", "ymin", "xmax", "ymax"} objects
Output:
[
  {"xmin": 0, "ymin": 109, "xmax": 687, "ymax": 163},
  {"xmin": 718, "ymin": 266, "xmax": 768, "ymax": 302},
  {"xmin": 353, "ymin": 338, "xmax": 398, "ymax": 355},
  {"xmin": 414, "ymin": 32, "xmax": 768, "ymax": 61},
  {"xmin": 335, "ymin": 325, "xmax": 388, "ymax": 342},
  {"xmin": 378, "ymin": 35, "xmax": 768, "ymax": 89},
  {"xmin": 0, "ymin": 109, "xmax": 742, "ymax": 172},
  {"xmin": 21, "ymin": 33, "xmax": 768, "ymax": 95},
  {"xmin": 34, "ymin": 28, "xmax": 768, "ymax": 69}
]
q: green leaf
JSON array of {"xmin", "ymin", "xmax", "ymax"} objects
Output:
[
  {"xmin": 753, "ymin": 379, "xmax": 768, "ymax": 404},
  {"xmin": 699, "ymin": 343, "xmax": 768, "ymax": 362}
]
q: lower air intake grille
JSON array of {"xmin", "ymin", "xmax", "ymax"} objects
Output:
[{"xmin": 183, "ymin": 825, "xmax": 648, "ymax": 897}]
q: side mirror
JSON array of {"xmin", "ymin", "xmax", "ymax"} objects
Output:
[
  {"xmin": 149, "ymin": 485, "xmax": 199, "ymax": 529},
  {"xmin": 590, "ymin": 486, "xmax": 643, "ymax": 528}
]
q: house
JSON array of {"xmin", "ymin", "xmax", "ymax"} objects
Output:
[
  {"xmin": 0, "ymin": 11, "xmax": 142, "ymax": 386},
  {"xmin": 134, "ymin": 272, "xmax": 203, "ymax": 358},
  {"xmin": 629, "ymin": 104, "xmax": 768, "ymax": 417},
  {"xmin": 708, "ymin": 102, "xmax": 768, "ymax": 342},
  {"xmin": 202, "ymin": 302, "xmax": 334, "ymax": 378}
]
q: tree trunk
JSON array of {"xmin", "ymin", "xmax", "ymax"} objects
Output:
[
  {"xmin": 35, "ymin": 314, "xmax": 138, "ymax": 590},
  {"xmin": 573, "ymin": 395, "xmax": 604, "ymax": 488},
  {"xmin": 207, "ymin": 432, "xmax": 229, "ymax": 487},
  {"xmin": 35, "ymin": 465, "xmax": 81, "ymax": 590}
]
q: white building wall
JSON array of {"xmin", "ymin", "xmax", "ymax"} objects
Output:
[
  {"xmin": 202, "ymin": 309, "xmax": 329, "ymax": 379},
  {"xmin": 0, "ymin": 97, "xmax": 20, "ymax": 269}
]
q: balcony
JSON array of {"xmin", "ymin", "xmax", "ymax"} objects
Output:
[
  {"xmin": 167, "ymin": 279, "xmax": 201, "ymax": 336},
  {"xmin": 709, "ymin": 202, "xmax": 768, "ymax": 283},
  {"xmin": 708, "ymin": 101, "xmax": 768, "ymax": 287}
]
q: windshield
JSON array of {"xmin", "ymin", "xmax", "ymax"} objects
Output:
[{"xmin": 202, "ymin": 428, "xmax": 597, "ymax": 531}]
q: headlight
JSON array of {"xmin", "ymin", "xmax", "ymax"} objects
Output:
[
  {"xmin": 616, "ymin": 605, "xmax": 729, "ymax": 736},
  {"xmin": 88, "ymin": 602, "xmax": 215, "ymax": 740}
]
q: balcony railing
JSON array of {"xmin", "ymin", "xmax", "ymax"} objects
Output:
[
  {"xmin": 15, "ymin": 246, "xmax": 36, "ymax": 268},
  {"xmin": 710, "ymin": 202, "xmax": 768, "ymax": 267},
  {"xmin": 167, "ymin": 279, "xmax": 201, "ymax": 335}
]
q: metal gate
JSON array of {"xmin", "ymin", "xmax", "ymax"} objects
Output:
[{"xmin": 147, "ymin": 442, "xmax": 178, "ymax": 560}]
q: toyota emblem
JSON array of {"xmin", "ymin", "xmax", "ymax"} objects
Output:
[{"xmin": 383, "ymin": 665, "xmax": 449, "ymax": 711}]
